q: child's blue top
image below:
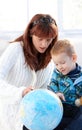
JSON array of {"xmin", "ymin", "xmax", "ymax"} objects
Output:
[{"xmin": 48, "ymin": 63, "xmax": 82, "ymax": 105}]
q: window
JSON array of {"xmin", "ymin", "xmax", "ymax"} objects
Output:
[
  {"xmin": 58, "ymin": 0, "xmax": 82, "ymax": 35},
  {"xmin": 0, "ymin": 0, "xmax": 82, "ymax": 40},
  {"xmin": 0, "ymin": 0, "xmax": 28, "ymax": 31},
  {"xmin": 28, "ymin": 0, "xmax": 58, "ymax": 21}
]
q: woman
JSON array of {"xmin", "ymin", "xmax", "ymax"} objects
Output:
[{"xmin": 0, "ymin": 14, "xmax": 58, "ymax": 130}]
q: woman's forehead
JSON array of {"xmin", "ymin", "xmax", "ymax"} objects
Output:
[{"xmin": 33, "ymin": 35, "xmax": 54, "ymax": 40}]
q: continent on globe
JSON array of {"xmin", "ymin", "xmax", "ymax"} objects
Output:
[{"xmin": 20, "ymin": 89, "xmax": 63, "ymax": 130}]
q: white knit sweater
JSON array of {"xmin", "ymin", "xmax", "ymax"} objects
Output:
[{"xmin": 0, "ymin": 42, "xmax": 54, "ymax": 130}]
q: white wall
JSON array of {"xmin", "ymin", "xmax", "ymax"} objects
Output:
[{"xmin": 28, "ymin": 0, "xmax": 58, "ymax": 22}]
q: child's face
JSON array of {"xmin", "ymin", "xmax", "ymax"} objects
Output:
[{"xmin": 52, "ymin": 52, "xmax": 76, "ymax": 75}]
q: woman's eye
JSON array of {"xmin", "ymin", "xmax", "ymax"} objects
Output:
[
  {"xmin": 47, "ymin": 39, "xmax": 52, "ymax": 42},
  {"xmin": 38, "ymin": 39, "xmax": 42, "ymax": 41},
  {"xmin": 37, "ymin": 37, "xmax": 43, "ymax": 41}
]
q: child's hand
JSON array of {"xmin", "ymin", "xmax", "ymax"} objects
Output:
[
  {"xmin": 56, "ymin": 92, "xmax": 66, "ymax": 101},
  {"xmin": 22, "ymin": 86, "xmax": 34, "ymax": 97}
]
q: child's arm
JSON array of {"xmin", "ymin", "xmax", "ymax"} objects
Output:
[
  {"xmin": 48, "ymin": 71, "xmax": 65, "ymax": 101},
  {"xmin": 48, "ymin": 82, "xmax": 65, "ymax": 101},
  {"xmin": 48, "ymin": 78, "xmax": 59, "ymax": 92}
]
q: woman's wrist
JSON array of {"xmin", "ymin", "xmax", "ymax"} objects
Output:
[{"xmin": 22, "ymin": 87, "xmax": 33, "ymax": 97}]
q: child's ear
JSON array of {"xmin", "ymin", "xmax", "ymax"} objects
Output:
[{"xmin": 72, "ymin": 54, "xmax": 77, "ymax": 62}]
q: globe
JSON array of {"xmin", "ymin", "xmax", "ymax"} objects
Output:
[{"xmin": 20, "ymin": 89, "xmax": 63, "ymax": 130}]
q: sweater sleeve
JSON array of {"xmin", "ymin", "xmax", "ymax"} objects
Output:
[{"xmin": 0, "ymin": 43, "xmax": 25, "ymax": 103}]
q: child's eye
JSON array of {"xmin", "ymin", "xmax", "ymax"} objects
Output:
[
  {"xmin": 61, "ymin": 62, "xmax": 65, "ymax": 64},
  {"xmin": 56, "ymin": 64, "xmax": 58, "ymax": 66}
]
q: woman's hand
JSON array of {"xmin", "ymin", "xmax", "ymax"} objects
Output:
[
  {"xmin": 22, "ymin": 86, "xmax": 34, "ymax": 97},
  {"xmin": 56, "ymin": 92, "xmax": 66, "ymax": 101}
]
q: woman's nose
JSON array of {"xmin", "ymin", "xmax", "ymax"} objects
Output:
[{"xmin": 41, "ymin": 41, "xmax": 48, "ymax": 47}]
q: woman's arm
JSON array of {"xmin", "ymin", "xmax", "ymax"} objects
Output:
[{"xmin": 0, "ymin": 42, "xmax": 25, "ymax": 102}]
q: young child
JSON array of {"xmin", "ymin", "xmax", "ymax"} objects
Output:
[{"xmin": 48, "ymin": 39, "xmax": 82, "ymax": 130}]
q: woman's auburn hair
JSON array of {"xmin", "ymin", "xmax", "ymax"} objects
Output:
[{"xmin": 13, "ymin": 14, "xmax": 58, "ymax": 71}]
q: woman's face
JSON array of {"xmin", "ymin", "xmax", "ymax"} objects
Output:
[{"xmin": 32, "ymin": 35, "xmax": 53, "ymax": 53}]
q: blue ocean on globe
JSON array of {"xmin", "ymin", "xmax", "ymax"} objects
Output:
[{"xmin": 20, "ymin": 89, "xmax": 63, "ymax": 130}]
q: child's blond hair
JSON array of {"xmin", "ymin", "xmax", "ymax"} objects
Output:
[{"xmin": 51, "ymin": 39, "xmax": 76, "ymax": 57}]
